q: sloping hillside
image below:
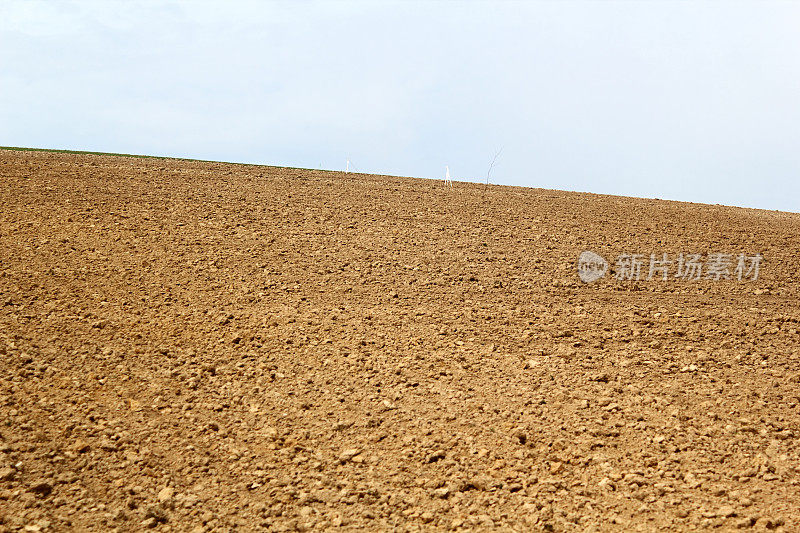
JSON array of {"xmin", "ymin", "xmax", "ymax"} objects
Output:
[{"xmin": 1, "ymin": 149, "xmax": 800, "ymax": 531}]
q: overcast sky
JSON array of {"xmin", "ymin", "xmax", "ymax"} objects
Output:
[{"xmin": 2, "ymin": 1, "xmax": 799, "ymax": 212}]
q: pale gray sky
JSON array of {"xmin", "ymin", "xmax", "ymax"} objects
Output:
[{"xmin": 2, "ymin": 1, "xmax": 799, "ymax": 212}]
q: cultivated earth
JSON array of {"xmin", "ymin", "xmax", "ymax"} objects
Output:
[{"xmin": 1, "ymin": 149, "xmax": 800, "ymax": 532}]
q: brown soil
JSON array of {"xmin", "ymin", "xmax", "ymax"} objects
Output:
[{"xmin": 1, "ymin": 149, "xmax": 800, "ymax": 532}]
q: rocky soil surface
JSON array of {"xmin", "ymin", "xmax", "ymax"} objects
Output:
[{"xmin": 1, "ymin": 149, "xmax": 800, "ymax": 531}]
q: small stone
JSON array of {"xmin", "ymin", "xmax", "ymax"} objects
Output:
[
  {"xmin": 469, "ymin": 474, "xmax": 497, "ymax": 491},
  {"xmin": 29, "ymin": 481, "xmax": 52, "ymax": 497},
  {"xmin": 157, "ymin": 487, "xmax": 175, "ymax": 503},
  {"xmin": 144, "ymin": 504, "xmax": 168, "ymax": 523},
  {"xmin": 623, "ymin": 473, "xmax": 648, "ymax": 486},
  {"xmin": 718, "ymin": 506, "xmax": 736, "ymax": 518},
  {"xmin": 99, "ymin": 437, "xmax": 118, "ymax": 452},
  {"xmin": 477, "ymin": 514, "xmax": 495, "ymax": 527},
  {"xmin": 420, "ymin": 511, "xmax": 434, "ymax": 523},
  {"xmin": 683, "ymin": 473, "xmax": 701, "ymax": 488},
  {"xmin": 425, "ymin": 450, "xmax": 446, "ymax": 463},
  {"xmin": 338, "ymin": 449, "xmax": 361, "ymax": 463},
  {"xmin": 735, "ymin": 517, "xmax": 756, "ymax": 528},
  {"xmin": 511, "ymin": 427, "xmax": 527, "ymax": 445},
  {"xmin": 432, "ymin": 487, "xmax": 450, "ymax": 499},
  {"xmin": 70, "ymin": 440, "xmax": 91, "ymax": 453},
  {"xmin": 141, "ymin": 517, "xmax": 158, "ymax": 529},
  {"xmin": 0, "ymin": 467, "xmax": 16, "ymax": 481},
  {"xmin": 598, "ymin": 477, "xmax": 615, "ymax": 491},
  {"xmin": 56, "ymin": 472, "xmax": 78, "ymax": 484}
]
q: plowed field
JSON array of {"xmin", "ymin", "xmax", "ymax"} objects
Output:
[{"xmin": 1, "ymin": 149, "xmax": 800, "ymax": 531}]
